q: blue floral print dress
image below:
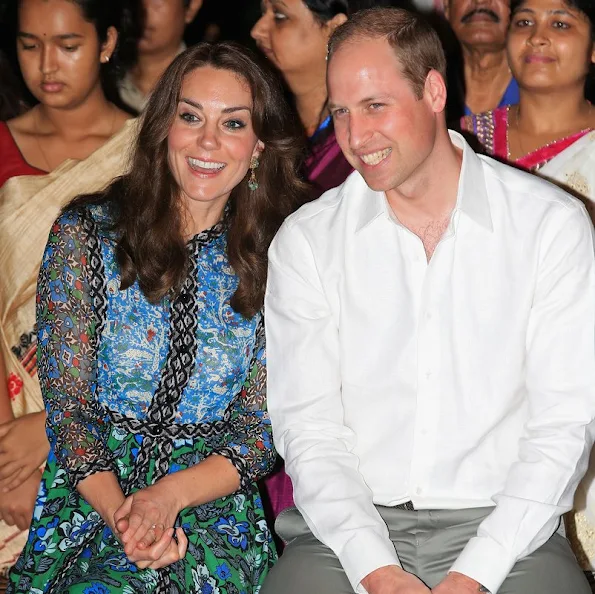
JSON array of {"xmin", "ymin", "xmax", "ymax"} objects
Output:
[{"xmin": 8, "ymin": 204, "xmax": 276, "ymax": 594}]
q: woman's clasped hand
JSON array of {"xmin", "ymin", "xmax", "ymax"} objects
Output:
[{"xmin": 113, "ymin": 480, "xmax": 188, "ymax": 569}]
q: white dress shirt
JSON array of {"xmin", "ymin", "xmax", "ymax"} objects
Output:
[{"xmin": 265, "ymin": 132, "xmax": 595, "ymax": 594}]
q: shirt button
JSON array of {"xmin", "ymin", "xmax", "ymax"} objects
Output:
[{"xmin": 425, "ymin": 370, "xmax": 432, "ymax": 379}]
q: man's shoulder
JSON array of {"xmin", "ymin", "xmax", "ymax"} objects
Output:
[{"xmin": 283, "ymin": 170, "xmax": 364, "ymax": 232}]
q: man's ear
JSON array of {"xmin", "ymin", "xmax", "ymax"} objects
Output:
[
  {"xmin": 424, "ymin": 69, "xmax": 447, "ymax": 114},
  {"xmin": 185, "ymin": 0, "xmax": 203, "ymax": 25}
]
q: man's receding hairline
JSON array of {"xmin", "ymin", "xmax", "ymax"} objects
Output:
[
  {"xmin": 328, "ymin": 32, "xmax": 405, "ymax": 70},
  {"xmin": 329, "ymin": 32, "xmax": 394, "ymax": 58}
]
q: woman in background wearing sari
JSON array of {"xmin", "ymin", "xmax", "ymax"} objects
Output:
[
  {"xmin": 0, "ymin": 0, "xmax": 139, "ymax": 573},
  {"xmin": 462, "ymin": 0, "xmax": 595, "ymax": 581},
  {"xmin": 251, "ymin": 0, "xmax": 354, "ymax": 200},
  {"xmin": 462, "ymin": 0, "xmax": 595, "ymax": 214}
]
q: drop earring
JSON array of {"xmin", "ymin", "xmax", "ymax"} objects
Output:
[{"xmin": 248, "ymin": 156, "xmax": 259, "ymax": 191}]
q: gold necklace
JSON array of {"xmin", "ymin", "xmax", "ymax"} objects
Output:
[{"xmin": 34, "ymin": 104, "xmax": 118, "ymax": 172}]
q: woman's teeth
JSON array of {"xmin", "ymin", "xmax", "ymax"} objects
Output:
[{"xmin": 188, "ymin": 157, "xmax": 226, "ymax": 171}]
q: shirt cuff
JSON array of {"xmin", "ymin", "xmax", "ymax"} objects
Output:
[
  {"xmin": 337, "ymin": 529, "xmax": 401, "ymax": 594},
  {"xmin": 449, "ymin": 535, "xmax": 516, "ymax": 594}
]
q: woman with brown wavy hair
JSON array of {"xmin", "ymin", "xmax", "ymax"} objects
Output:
[{"xmin": 8, "ymin": 41, "xmax": 308, "ymax": 594}]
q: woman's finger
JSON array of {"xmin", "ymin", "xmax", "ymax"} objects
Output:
[
  {"xmin": 176, "ymin": 527, "xmax": 188, "ymax": 558},
  {"xmin": 0, "ymin": 424, "xmax": 13, "ymax": 440},
  {"xmin": 136, "ymin": 522, "xmax": 165, "ymax": 550},
  {"xmin": 113, "ymin": 496, "xmax": 133, "ymax": 527},
  {"xmin": 123, "ymin": 513, "xmax": 158, "ymax": 555},
  {"xmin": 123, "ymin": 513, "xmax": 162, "ymax": 555},
  {"xmin": 136, "ymin": 527, "xmax": 157, "ymax": 550},
  {"xmin": 2, "ymin": 510, "xmax": 15, "ymax": 527},
  {"xmin": 15, "ymin": 511, "xmax": 30, "ymax": 531},
  {"xmin": 114, "ymin": 515, "xmax": 129, "ymax": 538},
  {"xmin": 0, "ymin": 460, "xmax": 19, "ymax": 480},
  {"xmin": 128, "ymin": 527, "xmax": 174, "ymax": 564},
  {"xmin": 4, "ymin": 468, "xmax": 29, "ymax": 492},
  {"xmin": 148, "ymin": 528, "xmax": 188, "ymax": 570}
]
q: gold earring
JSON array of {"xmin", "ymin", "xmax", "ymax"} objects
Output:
[{"xmin": 248, "ymin": 156, "xmax": 259, "ymax": 191}]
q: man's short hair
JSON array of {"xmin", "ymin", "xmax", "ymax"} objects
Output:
[{"xmin": 328, "ymin": 7, "xmax": 447, "ymax": 99}]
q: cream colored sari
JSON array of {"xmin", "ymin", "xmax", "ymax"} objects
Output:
[{"xmin": 0, "ymin": 118, "xmax": 137, "ymax": 572}]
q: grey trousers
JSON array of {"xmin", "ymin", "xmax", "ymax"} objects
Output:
[{"xmin": 261, "ymin": 506, "xmax": 591, "ymax": 594}]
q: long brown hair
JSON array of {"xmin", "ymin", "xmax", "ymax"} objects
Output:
[{"xmin": 79, "ymin": 42, "xmax": 308, "ymax": 318}]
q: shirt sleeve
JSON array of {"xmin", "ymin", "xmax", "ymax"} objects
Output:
[
  {"xmin": 214, "ymin": 317, "xmax": 276, "ymax": 491},
  {"xmin": 451, "ymin": 203, "xmax": 595, "ymax": 593},
  {"xmin": 265, "ymin": 221, "xmax": 400, "ymax": 593},
  {"xmin": 36, "ymin": 208, "xmax": 116, "ymax": 488}
]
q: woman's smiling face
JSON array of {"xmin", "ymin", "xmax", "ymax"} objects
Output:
[
  {"xmin": 167, "ymin": 66, "xmax": 264, "ymax": 216},
  {"xmin": 507, "ymin": 0, "xmax": 595, "ymax": 91}
]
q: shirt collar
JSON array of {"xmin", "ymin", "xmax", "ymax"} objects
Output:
[{"xmin": 354, "ymin": 129, "xmax": 493, "ymax": 233}]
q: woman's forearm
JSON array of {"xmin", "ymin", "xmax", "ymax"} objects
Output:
[
  {"xmin": 77, "ymin": 471, "xmax": 126, "ymax": 530},
  {"xmin": 158, "ymin": 455, "xmax": 241, "ymax": 510}
]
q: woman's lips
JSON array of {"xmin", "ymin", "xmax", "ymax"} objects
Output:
[
  {"xmin": 40, "ymin": 82, "xmax": 65, "ymax": 93},
  {"xmin": 524, "ymin": 54, "xmax": 555, "ymax": 64}
]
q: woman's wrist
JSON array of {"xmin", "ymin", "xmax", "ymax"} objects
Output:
[
  {"xmin": 76, "ymin": 471, "xmax": 126, "ymax": 531},
  {"xmin": 154, "ymin": 473, "xmax": 187, "ymax": 514}
]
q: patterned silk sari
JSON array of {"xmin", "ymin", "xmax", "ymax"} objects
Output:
[{"xmin": 0, "ymin": 119, "xmax": 138, "ymax": 573}]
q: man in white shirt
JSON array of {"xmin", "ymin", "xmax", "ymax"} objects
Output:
[{"xmin": 263, "ymin": 7, "xmax": 595, "ymax": 594}]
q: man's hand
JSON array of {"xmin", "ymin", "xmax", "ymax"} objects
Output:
[
  {"xmin": 0, "ymin": 469, "xmax": 42, "ymax": 530},
  {"xmin": 0, "ymin": 412, "xmax": 49, "ymax": 491},
  {"xmin": 432, "ymin": 572, "xmax": 485, "ymax": 593},
  {"xmin": 362, "ymin": 565, "xmax": 431, "ymax": 594}
]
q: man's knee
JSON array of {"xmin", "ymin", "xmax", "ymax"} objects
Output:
[
  {"xmin": 500, "ymin": 534, "xmax": 590, "ymax": 594},
  {"xmin": 261, "ymin": 533, "xmax": 354, "ymax": 594}
]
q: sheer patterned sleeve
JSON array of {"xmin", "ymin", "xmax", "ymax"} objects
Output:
[
  {"xmin": 215, "ymin": 317, "xmax": 275, "ymax": 491},
  {"xmin": 36, "ymin": 208, "xmax": 115, "ymax": 488}
]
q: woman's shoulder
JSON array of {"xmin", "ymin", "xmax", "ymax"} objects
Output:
[
  {"xmin": 461, "ymin": 107, "xmax": 505, "ymax": 133},
  {"xmin": 0, "ymin": 113, "xmax": 45, "ymax": 187},
  {"xmin": 55, "ymin": 201, "xmax": 116, "ymax": 241}
]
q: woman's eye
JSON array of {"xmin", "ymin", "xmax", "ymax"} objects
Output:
[
  {"xmin": 180, "ymin": 112, "xmax": 199, "ymax": 123},
  {"xmin": 62, "ymin": 45, "xmax": 79, "ymax": 52},
  {"xmin": 273, "ymin": 11, "xmax": 287, "ymax": 21},
  {"xmin": 20, "ymin": 43, "xmax": 38, "ymax": 51},
  {"xmin": 225, "ymin": 120, "xmax": 246, "ymax": 130},
  {"xmin": 513, "ymin": 18, "xmax": 532, "ymax": 27},
  {"xmin": 552, "ymin": 20, "xmax": 570, "ymax": 29}
]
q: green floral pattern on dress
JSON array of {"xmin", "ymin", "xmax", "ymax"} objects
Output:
[{"xmin": 8, "ymin": 206, "xmax": 276, "ymax": 593}]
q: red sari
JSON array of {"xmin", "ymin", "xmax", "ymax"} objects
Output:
[
  {"xmin": 0, "ymin": 122, "xmax": 45, "ymax": 188},
  {"xmin": 462, "ymin": 106, "xmax": 592, "ymax": 171}
]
